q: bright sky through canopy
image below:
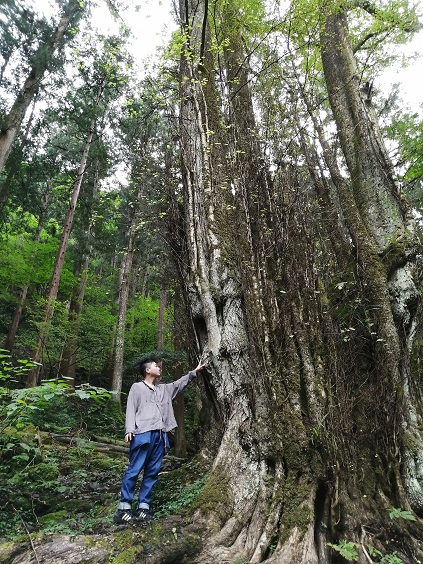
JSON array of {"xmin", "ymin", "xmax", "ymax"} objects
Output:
[{"xmin": 33, "ymin": 0, "xmax": 423, "ymax": 112}]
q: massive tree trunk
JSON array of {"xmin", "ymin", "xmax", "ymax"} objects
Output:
[
  {"xmin": 0, "ymin": 0, "xmax": 82, "ymax": 173},
  {"xmin": 318, "ymin": 4, "xmax": 422, "ymax": 548},
  {"xmin": 176, "ymin": 0, "xmax": 423, "ymax": 562}
]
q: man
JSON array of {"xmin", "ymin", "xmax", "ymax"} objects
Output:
[{"xmin": 113, "ymin": 357, "xmax": 205, "ymax": 524}]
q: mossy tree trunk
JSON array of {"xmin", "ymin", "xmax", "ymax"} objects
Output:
[{"xmin": 176, "ymin": 0, "xmax": 422, "ymax": 562}]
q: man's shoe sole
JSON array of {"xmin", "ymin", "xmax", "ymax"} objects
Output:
[{"xmin": 113, "ymin": 515, "xmax": 133, "ymax": 524}]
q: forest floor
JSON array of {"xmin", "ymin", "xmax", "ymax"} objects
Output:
[{"xmin": 0, "ymin": 429, "xmax": 211, "ymax": 564}]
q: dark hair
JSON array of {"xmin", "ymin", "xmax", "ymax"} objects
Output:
[{"xmin": 139, "ymin": 356, "xmax": 158, "ymax": 378}]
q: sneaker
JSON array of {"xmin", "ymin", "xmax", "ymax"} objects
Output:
[
  {"xmin": 133, "ymin": 507, "xmax": 154, "ymax": 524},
  {"xmin": 113, "ymin": 509, "xmax": 133, "ymax": 524}
]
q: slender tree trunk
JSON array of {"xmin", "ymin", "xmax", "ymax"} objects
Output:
[
  {"xmin": 172, "ymin": 374, "xmax": 187, "ymax": 458},
  {"xmin": 110, "ymin": 229, "xmax": 135, "ymax": 399},
  {"xmin": 157, "ymin": 287, "xmax": 167, "ymax": 350},
  {"xmin": 0, "ymin": 50, "xmax": 13, "ymax": 87},
  {"xmin": 4, "ymin": 285, "xmax": 29, "ymax": 353},
  {"xmin": 103, "ymin": 252, "xmax": 125, "ymax": 387},
  {"xmin": 140, "ymin": 262, "xmax": 150, "ymax": 297},
  {"xmin": 58, "ymin": 163, "xmax": 99, "ymax": 384},
  {"xmin": 26, "ymin": 123, "xmax": 96, "ymax": 387},
  {"xmin": 58, "ymin": 253, "xmax": 89, "ymax": 385},
  {"xmin": 0, "ymin": 0, "xmax": 82, "ymax": 173}
]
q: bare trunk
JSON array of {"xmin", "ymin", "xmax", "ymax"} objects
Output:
[
  {"xmin": 58, "ymin": 253, "xmax": 89, "ymax": 386},
  {"xmin": 0, "ymin": 0, "xmax": 82, "ymax": 173},
  {"xmin": 157, "ymin": 287, "xmax": 167, "ymax": 350},
  {"xmin": 0, "ymin": 99, "xmax": 37, "ymax": 207},
  {"xmin": 110, "ymin": 231, "xmax": 135, "ymax": 399},
  {"xmin": 58, "ymin": 164, "xmax": 99, "ymax": 385},
  {"xmin": 4, "ymin": 285, "xmax": 29, "ymax": 352},
  {"xmin": 140, "ymin": 263, "xmax": 150, "ymax": 297},
  {"xmin": 0, "ymin": 49, "xmax": 13, "ymax": 87},
  {"xmin": 173, "ymin": 286, "xmax": 187, "ymax": 458}
]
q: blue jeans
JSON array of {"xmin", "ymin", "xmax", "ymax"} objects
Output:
[{"xmin": 118, "ymin": 430, "xmax": 167, "ymax": 510}]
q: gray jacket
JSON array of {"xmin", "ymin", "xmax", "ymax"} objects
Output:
[{"xmin": 125, "ymin": 371, "xmax": 198, "ymax": 435}]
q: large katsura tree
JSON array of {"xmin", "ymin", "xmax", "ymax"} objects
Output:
[{"xmin": 176, "ymin": 0, "xmax": 423, "ymax": 561}]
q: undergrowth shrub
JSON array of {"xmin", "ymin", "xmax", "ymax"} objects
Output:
[
  {"xmin": 0, "ymin": 351, "xmax": 125, "ymax": 538},
  {"xmin": 152, "ymin": 458, "xmax": 209, "ymax": 517}
]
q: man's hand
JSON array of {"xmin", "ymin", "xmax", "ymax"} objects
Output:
[
  {"xmin": 194, "ymin": 362, "xmax": 206, "ymax": 373},
  {"xmin": 125, "ymin": 433, "xmax": 133, "ymax": 443}
]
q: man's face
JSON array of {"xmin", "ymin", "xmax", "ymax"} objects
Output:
[{"xmin": 146, "ymin": 361, "xmax": 161, "ymax": 379}]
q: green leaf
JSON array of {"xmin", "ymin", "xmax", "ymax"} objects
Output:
[
  {"xmin": 328, "ymin": 541, "xmax": 358, "ymax": 561},
  {"xmin": 388, "ymin": 507, "xmax": 416, "ymax": 521}
]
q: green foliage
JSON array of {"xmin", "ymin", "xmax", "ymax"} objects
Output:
[
  {"xmin": 388, "ymin": 507, "xmax": 416, "ymax": 521},
  {"xmin": 368, "ymin": 546, "xmax": 403, "ymax": 563},
  {"xmin": 327, "ymin": 540, "xmax": 359, "ymax": 561},
  {"xmin": 154, "ymin": 476, "xmax": 207, "ymax": 518},
  {"xmin": 77, "ymin": 300, "xmax": 117, "ymax": 375},
  {"xmin": 386, "ymin": 110, "xmax": 423, "ymax": 189},
  {"xmin": 152, "ymin": 458, "xmax": 209, "ymax": 518},
  {"xmin": 0, "ymin": 350, "xmax": 117, "ymax": 434},
  {"xmin": 125, "ymin": 296, "xmax": 170, "ymax": 362},
  {"xmin": 0, "ymin": 353, "xmax": 126, "ymax": 538},
  {"xmin": 380, "ymin": 554, "xmax": 403, "ymax": 564},
  {"xmin": 328, "ymin": 507, "xmax": 413, "ymax": 564}
]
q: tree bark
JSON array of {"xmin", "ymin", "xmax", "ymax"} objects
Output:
[
  {"xmin": 58, "ymin": 163, "xmax": 99, "ymax": 385},
  {"xmin": 172, "ymin": 285, "xmax": 187, "ymax": 458},
  {"xmin": 0, "ymin": 0, "xmax": 82, "ymax": 173},
  {"xmin": 110, "ymin": 228, "xmax": 135, "ymax": 399},
  {"xmin": 0, "ymin": 98, "xmax": 37, "ymax": 208},
  {"xmin": 157, "ymin": 287, "xmax": 167, "ymax": 350},
  {"xmin": 176, "ymin": 0, "xmax": 423, "ymax": 562},
  {"xmin": 320, "ymin": 8, "xmax": 422, "ymax": 519},
  {"xmin": 57, "ymin": 253, "xmax": 89, "ymax": 385}
]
